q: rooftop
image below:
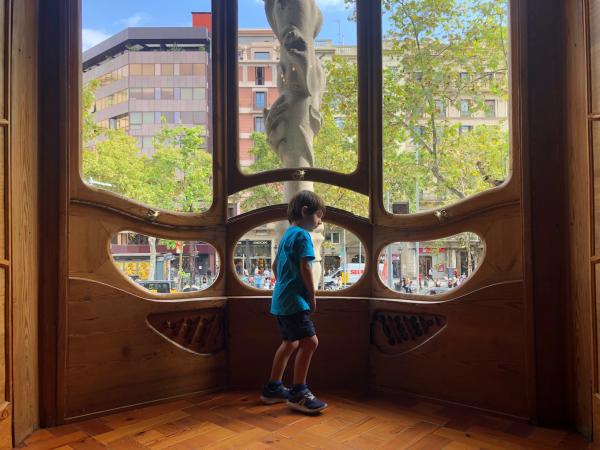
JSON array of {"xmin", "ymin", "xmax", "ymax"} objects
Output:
[{"xmin": 83, "ymin": 27, "xmax": 210, "ymax": 70}]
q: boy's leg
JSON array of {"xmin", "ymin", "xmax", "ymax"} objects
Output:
[
  {"xmin": 288, "ymin": 334, "xmax": 327, "ymax": 413},
  {"xmin": 269, "ymin": 340, "xmax": 299, "ymax": 382},
  {"xmin": 292, "ymin": 335, "xmax": 318, "ymax": 385},
  {"xmin": 261, "ymin": 340, "xmax": 298, "ymax": 404}
]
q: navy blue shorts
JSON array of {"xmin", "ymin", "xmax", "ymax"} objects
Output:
[{"xmin": 276, "ymin": 311, "xmax": 316, "ymax": 341}]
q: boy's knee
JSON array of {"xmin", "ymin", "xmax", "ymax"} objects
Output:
[{"xmin": 300, "ymin": 335, "xmax": 318, "ymax": 351}]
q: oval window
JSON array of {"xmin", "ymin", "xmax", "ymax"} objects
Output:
[
  {"xmin": 234, "ymin": 221, "xmax": 365, "ymax": 291},
  {"xmin": 378, "ymin": 232, "xmax": 484, "ymax": 295},
  {"xmin": 110, "ymin": 231, "xmax": 219, "ymax": 294}
]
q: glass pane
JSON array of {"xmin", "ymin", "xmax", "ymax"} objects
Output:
[
  {"xmin": 238, "ymin": 0, "xmax": 358, "ymax": 175},
  {"xmin": 180, "ymin": 64, "xmax": 193, "ymax": 75},
  {"xmin": 111, "ymin": 232, "xmax": 219, "ymax": 293},
  {"xmin": 82, "ymin": 2, "xmax": 213, "ymax": 213},
  {"xmin": 193, "ymin": 88, "xmax": 205, "ymax": 101},
  {"xmin": 181, "ymin": 88, "xmax": 193, "ymax": 100},
  {"xmin": 228, "ymin": 182, "xmax": 368, "ymax": 218},
  {"xmin": 379, "ymin": 232, "xmax": 484, "ymax": 295},
  {"xmin": 382, "ymin": 1, "xmax": 510, "ymax": 214},
  {"xmin": 234, "ymin": 221, "xmax": 363, "ymax": 291},
  {"xmin": 130, "ymin": 64, "xmax": 142, "ymax": 76}
]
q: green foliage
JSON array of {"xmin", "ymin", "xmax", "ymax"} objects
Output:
[
  {"xmin": 382, "ymin": 0, "xmax": 510, "ymax": 210},
  {"xmin": 81, "ymin": 86, "xmax": 213, "ymax": 213},
  {"xmin": 236, "ymin": 132, "xmax": 283, "ymax": 211},
  {"xmin": 82, "ymin": 129, "xmax": 152, "ymax": 202},
  {"xmin": 82, "ymin": 80, "xmax": 100, "ymax": 145},
  {"xmin": 149, "ymin": 123, "xmax": 213, "ymax": 212}
]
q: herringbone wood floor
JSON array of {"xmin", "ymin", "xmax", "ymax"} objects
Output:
[{"xmin": 18, "ymin": 390, "xmax": 591, "ymax": 449}]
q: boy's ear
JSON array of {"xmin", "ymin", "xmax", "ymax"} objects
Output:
[{"xmin": 301, "ymin": 205, "xmax": 308, "ymax": 216}]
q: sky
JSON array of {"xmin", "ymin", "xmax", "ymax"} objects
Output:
[{"xmin": 82, "ymin": 0, "xmax": 358, "ymax": 51}]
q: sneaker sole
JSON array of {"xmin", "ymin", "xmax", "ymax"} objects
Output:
[
  {"xmin": 286, "ymin": 400, "xmax": 328, "ymax": 414},
  {"xmin": 260, "ymin": 395, "xmax": 287, "ymax": 405}
]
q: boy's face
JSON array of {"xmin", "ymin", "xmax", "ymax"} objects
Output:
[{"xmin": 300, "ymin": 207, "xmax": 323, "ymax": 231}]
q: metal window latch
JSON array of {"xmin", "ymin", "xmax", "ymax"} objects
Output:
[
  {"xmin": 293, "ymin": 169, "xmax": 306, "ymax": 180},
  {"xmin": 147, "ymin": 209, "xmax": 160, "ymax": 221},
  {"xmin": 434, "ymin": 209, "xmax": 448, "ymax": 221}
]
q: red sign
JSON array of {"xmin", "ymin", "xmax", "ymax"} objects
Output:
[{"xmin": 419, "ymin": 247, "xmax": 446, "ymax": 254}]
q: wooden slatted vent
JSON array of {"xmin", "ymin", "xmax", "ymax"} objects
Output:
[
  {"xmin": 370, "ymin": 311, "xmax": 447, "ymax": 355},
  {"xmin": 146, "ymin": 309, "xmax": 225, "ymax": 355}
]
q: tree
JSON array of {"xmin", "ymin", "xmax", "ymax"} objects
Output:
[
  {"xmin": 381, "ymin": 0, "xmax": 509, "ymax": 210},
  {"xmin": 82, "ymin": 129, "xmax": 153, "ymax": 201},
  {"xmin": 82, "ymin": 79, "xmax": 100, "ymax": 145},
  {"xmin": 148, "ymin": 122, "xmax": 213, "ymax": 212}
]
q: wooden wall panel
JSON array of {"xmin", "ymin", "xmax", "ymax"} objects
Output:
[
  {"xmin": 11, "ymin": 0, "xmax": 39, "ymax": 442},
  {"xmin": 227, "ymin": 297, "xmax": 370, "ymax": 389},
  {"xmin": 65, "ymin": 279, "xmax": 227, "ymax": 420},
  {"xmin": 564, "ymin": 0, "xmax": 593, "ymax": 437},
  {"xmin": 370, "ymin": 282, "xmax": 528, "ymax": 418}
]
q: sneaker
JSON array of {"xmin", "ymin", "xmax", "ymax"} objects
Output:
[
  {"xmin": 287, "ymin": 388, "xmax": 328, "ymax": 414},
  {"xmin": 260, "ymin": 383, "xmax": 290, "ymax": 404}
]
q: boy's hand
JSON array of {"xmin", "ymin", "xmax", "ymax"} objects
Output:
[{"xmin": 310, "ymin": 296, "xmax": 317, "ymax": 314}]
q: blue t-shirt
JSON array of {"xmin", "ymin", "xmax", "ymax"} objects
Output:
[{"xmin": 271, "ymin": 226, "xmax": 315, "ymax": 316}]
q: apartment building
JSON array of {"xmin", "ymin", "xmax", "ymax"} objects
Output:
[{"xmin": 82, "ymin": 25, "xmax": 211, "ymax": 155}]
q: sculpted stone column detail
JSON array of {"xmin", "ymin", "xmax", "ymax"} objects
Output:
[{"xmin": 264, "ymin": 0, "xmax": 326, "ymax": 288}]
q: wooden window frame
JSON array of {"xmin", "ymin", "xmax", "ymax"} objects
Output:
[{"xmin": 59, "ymin": 0, "xmax": 525, "ymax": 298}]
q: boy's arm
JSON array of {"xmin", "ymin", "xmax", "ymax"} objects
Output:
[
  {"xmin": 300, "ymin": 257, "xmax": 316, "ymax": 313},
  {"xmin": 272, "ymin": 257, "xmax": 277, "ymax": 279}
]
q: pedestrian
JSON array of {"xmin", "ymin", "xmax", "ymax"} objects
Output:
[{"xmin": 260, "ymin": 190, "xmax": 327, "ymax": 414}]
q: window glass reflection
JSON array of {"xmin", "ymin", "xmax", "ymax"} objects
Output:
[
  {"xmin": 234, "ymin": 221, "xmax": 365, "ymax": 291},
  {"xmin": 111, "ymin": 231, "xmax": 219, "ymax": 294},
  {"xmin": 379, "ymin": 233, "xmax": 484, "ymax": 295}
]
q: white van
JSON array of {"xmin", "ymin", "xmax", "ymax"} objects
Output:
[{"xmin": 323, "ymin": 263, "xmax": 383, "ymax": 288}]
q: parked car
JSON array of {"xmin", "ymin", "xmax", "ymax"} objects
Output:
[{"xmin": 136, "ymin": 280, "xmax": 171, "ymax": 293}]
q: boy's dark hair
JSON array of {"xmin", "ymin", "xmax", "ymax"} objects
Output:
[{"xmin": 287, "ymin": 190, "xmax": 326, "ymax": 224}]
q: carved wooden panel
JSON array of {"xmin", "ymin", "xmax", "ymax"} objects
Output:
[
  {"xmin": 371, "ymin": 311, "xmax": 446, "ymax": 355},
  {"xmin": 147, "ymin": 309, "xmax": 225, "ymax": 355}
]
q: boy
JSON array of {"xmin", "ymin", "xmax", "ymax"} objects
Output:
[{"xmin": 260, "ymin": 190, "xmax": 327, "ymax": 414}]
